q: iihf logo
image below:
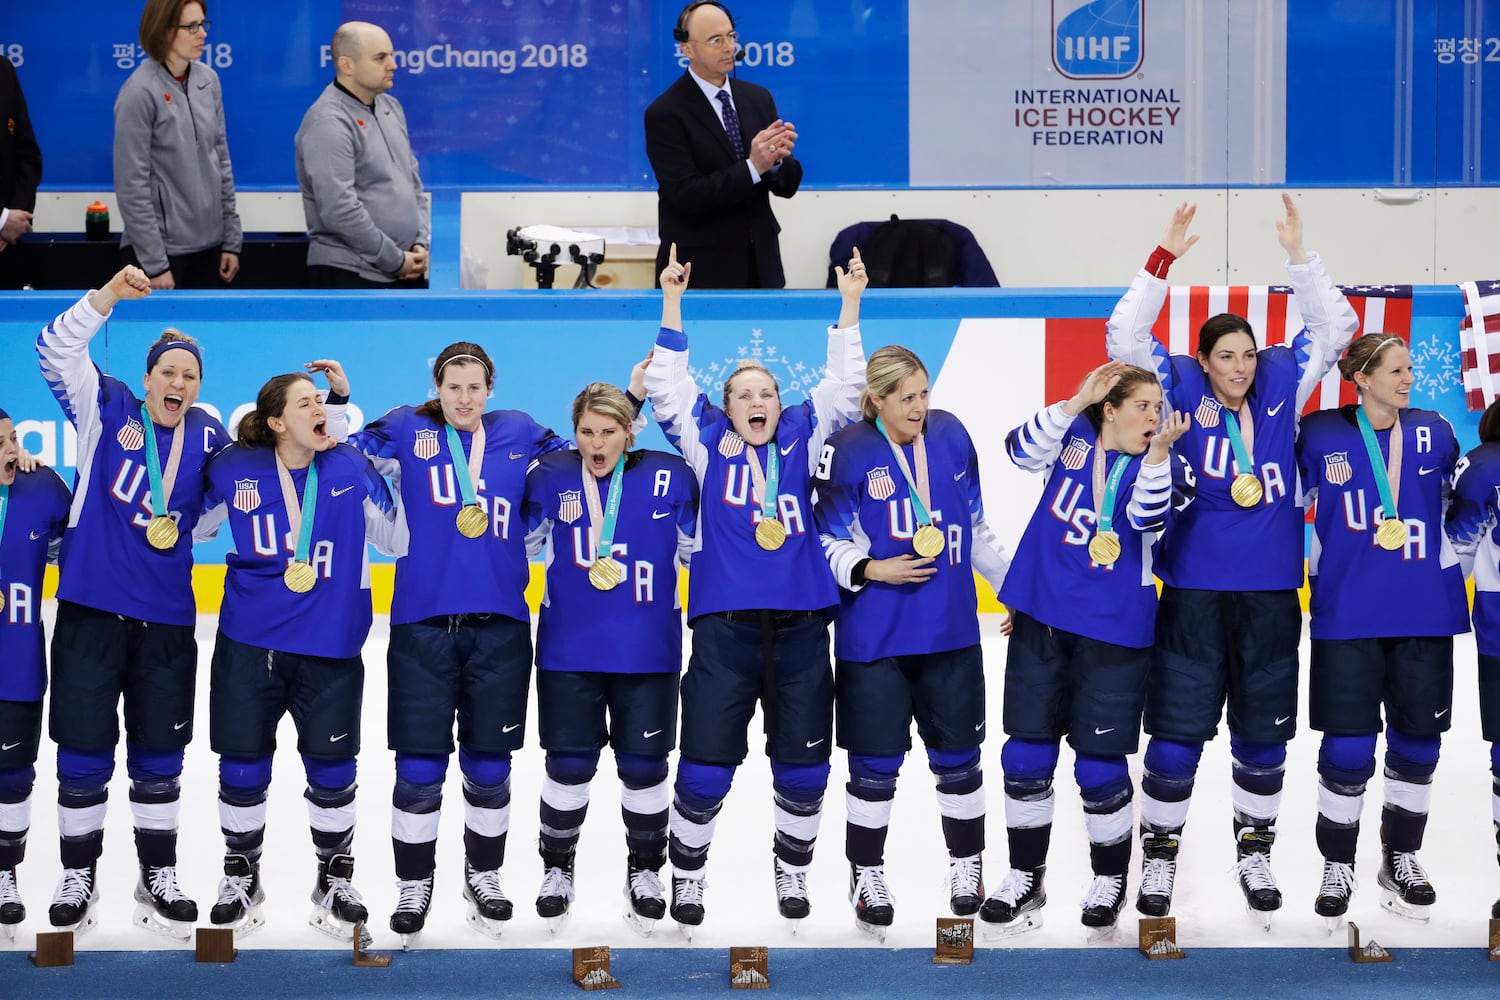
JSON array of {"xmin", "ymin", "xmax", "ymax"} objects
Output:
[{"xmin": 1053, "ymin": 0, "xmax": 1143, "ymax": 80}]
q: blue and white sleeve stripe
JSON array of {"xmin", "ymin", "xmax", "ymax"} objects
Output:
[{"xmin": 1005, "ymin": 402, "xmax": 1074, "ymax": 473}]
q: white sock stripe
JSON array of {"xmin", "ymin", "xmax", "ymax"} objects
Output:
[
  {"xmin": 935, "ymin": 787, "xmax": 985, "ymax": 822},
  {"xmin": 1318, "ymin": 782, "xmax": 1364, "ymax": 826},
  {"xmin": 307, "ymin": 800, "xmax": 356, "ymax": 833},
  {"xmin": 844, "ymin": 794, "xmax": 893, "ymax": 831},
  {"xmin": 1384, "ymin": 775, "xmax": 1433, "ymax": 815},
  {"xmin": 669, "ymin": 806, "xmax": 717, "ymax": 849},
  {"xmin": 619, "ymin": 780, "xmax": 669, "ymax": 816},
  {"xmin": 1084, "ymin": 803, "xmax": 1133, "ymax": 845},
  {"xmin": 58, "ymin": 802, "xmax": 107, "ymax": 837},
  {"xmin": 1138, "ymin": 791, "xmax": 1190, "ymax": 832},
  {"xmin": 773, "ymin": 803, "xmax": 823, "ymax": 843},
  {"xmin": 0, "ymin": 799, "xmax": 30, "ymax": 832},
  {"xmin": 541, "ymin": 776, "xmax": 593, "ymax": 813},
  {"xmin": 1231, "ymin": 787, "xmax": 1282, "ymax": 825},
  {"xmin": 1003, "ymin": 791, "xmax": 1054, "ymax": 830},
  {"xmin": 392, "ymin": 807, "xmax": 442, "ymax": 844},
  {"xmin": 1492, "ymin": 792, "xmax": 1500, "ymax": 827},
  {"xmin": 130, "ymin": 798, "xmax": 179, "ymax": 831},
  {"xmin": 466, "ymin": 801, "xmax": 510, "ymax": 839},
  {"xmin": 218, "ymin": 799, "xmax": 267, "ymax": 835}
]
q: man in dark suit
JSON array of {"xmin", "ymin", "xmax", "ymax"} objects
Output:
[
  {"xmin": 0, "ymin": 57, "xmax": 41, "ymax": 289},
  {"xmin": 645, "ymin": 2, "xmax": 801, "ymax": 289}
]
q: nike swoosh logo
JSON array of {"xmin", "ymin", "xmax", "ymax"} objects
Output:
[
  {"xmin": 30, "ymin": 530, "xmax": 45, "ymax": 540},
  {"xmin": 502, "ymin": 723, "xmax": 521, "ymax": 733},
  {"xmin": 1267, "ymin": 400, "xmax": 1286, "ymax": 417},
  {"xmin": 652, "ymin": 510, "xmax": 672, "ymax": 519},
  {"xmin": 1434, "ymin": 708, "xmax": 1449, "ymax": 719},
  {"xmin": 329, "ymin": 732, "xmax": 349, "ymax": 742},
  {"xmin": 974, "ymin": 721, "xmax": 985, "ymax": 731},
  {"xmin": 643, "ymin": 729, "xmax": 663, "ymax": 739},
  {"xmin": 1418, "ymin": 466, "xmax": 1439, "ymax": 476},
  {"xmin": 805, "ymin": 738, "xmax": 825, "ymax": 748},
  {"xmin": 1093, "ymin": 727, "xmax": 1115, "ymax": 736},
  {"xmin": 330, "ymin": 485, "xmax": 355, "ymax": 497},
  {"xmin": 1275, "ymin": 716, "xmax": 1292, "ymax": 726},
  {"xmin": 0, "ymin": 743, "xmax": 18, "ymax": 751},
  {"xmin": 780, "ymin": 441, "xmax": 799, "ymax": 457},
  {"xmin": 173, "ymin": 720, "xmax": 189, "ymax": 731},
  {"xmin": 509, "ymin": 451, "xmax": 524, "ymax": 460},
  {"xmin": 954, "ymin": 471, "xmax": 965, "ymax": 481}
]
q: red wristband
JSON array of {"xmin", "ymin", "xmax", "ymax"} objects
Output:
[{"xmin": 1144, "ymin": 245, "xmax": 1176, "ymax": 279}]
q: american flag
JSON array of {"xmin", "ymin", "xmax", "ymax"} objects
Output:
[
  {"xmin": 557, "ymin": 490, "xmax": 582, "ymax": 524},
  {"xmin": 117, "ymin": 417, "xmax": 145, "ymax": 452},
  {"xmin": 1059, "ymin": 435, "xmax": 1092, "ymax": 471},
  {"xmin": 1459, "ymin": 279, "xmax": 1500, "ymax": 411},
  {"xmin": 412, "ymin": 428, "xmax": 440, "ymax": 461},
  {"xmin": 232, "ymin": 478, "xmax": 261, "ymax": 513},
  {"xmin": 1324, "ymin": 451, "xmax": 1352, "ymax": 486},
  {"xmin": 866, "ymin": 466, "xmax": 895, "ymax": 501}
]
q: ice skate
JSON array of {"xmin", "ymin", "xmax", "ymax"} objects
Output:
[
  {"xmin": 1234, "ymin": 825, "xmax": 1282, "ymax": 930},
  {"xmin": 209, "ymin": 854, "xmax": 265, "ymax": 939},
  {"xmin": 464, "ymin": 863, "xmax": 512, "ymax": 938},
  {"xmin": 132, "ymin": 864, "xmax": 197, "ymax": 941},
  {"xmin": 622, "ymin": 853, "xmax": 667, "ymax": 938},
  {"xmin": 773, "ymin": 857, "xmax": 810, "ymax": 931},
  {"xmin": 848, "ymin": 864, "xmax": 894, "ymax": 942},
  {"xmin": 1135, "ymin": 832, "xmax": 1178, "ymax": 917},
  {"xmin": 47, "ymin": 865, "xmax": 98, "ymax": 934},
  {"xmin": 670, "ymin": 872, "xmax": 706, "ymax": 941},
  {"xmin": 1314, "ymin": 859, "xmax": 1356, "ymax": 932},
  {"xmin": 947, "ymin": 854, "xmax": 983, "ymax": 917},
  {"xmin": 0, "ymin": 868, "xmax": 23, "ymax": 940},
  {"xmin": 534, "ymin": 847, "xmax": 574, "ymax": 933},
  {"xmin": 389, "ymin": 874, "xmax": 433, "ymax": 949},
  {"xmin": 1377, "ymin": 847, "xmax": 1435, "ymax": 923},
  {"xmin": 1079, "ymin": 873, "xmax": 1125, "ymax": 942},
  {"xmin": 308, "ymin": 854, "xmax": 371, "ymax": 948},
  {"xmin": 978, "ymin": 864, "xmax": 1046, "ymax": 939}
]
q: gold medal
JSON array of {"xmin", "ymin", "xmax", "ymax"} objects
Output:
[
  {"xmin": 0, "ymin": 591, "xmax": 5, "ymax": 615},
  {"xmin": 1088, "ymin": 530, "xmax": 1122, "ymax": 566},
  {"xmin": 1375, "ymin": 518, "xmax": 1406, "ymax": 551},
  {"xmin": 589, "ymin": 556, "xmax": 623, "ymax": 591},
  {"xmin": 145, "ymin": 515, "xmax": 179, "ymax": 550},
  {"xmin": 755, "ymin": 518, "xmax": 787, "ymax": 551},
  {"xmin": 1230, "ymin": 473, "xmax": 1263, "ymax": 509},
  {"xmin": 283, "ymin": 560, "xmax": 317, "ymax": 594},
  {"xmin": 913, "ymin": 523, "xmax": 945, "ymax": 558},
  {"xmin": 455, "ymin": 504, "xmax": 487, "ymax": 538}
]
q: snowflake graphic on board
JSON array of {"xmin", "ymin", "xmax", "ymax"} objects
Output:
[
  {"xmin": 689, "ymin": 328, "xmax": 821, "ymax": 399},
  {"xmin": 1408, "ymin": 332, "xmax": 1461, "ymax": 403}
]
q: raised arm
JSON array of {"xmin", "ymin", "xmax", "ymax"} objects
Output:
[
  {"xmin": 645, "ymin": 249, "xmax": 714, "ymax": 479},
  {"xmin": 1105, "ymin": 205, "xmax": 1196, "ymax": 397},
  {"xmin": 805, "ymin": 249, "xmax": 870, "ymax": 461},
  {"xmin": 1005, "ymin": 361, "xmax": 1126, "ymax": 473},
  {"xmin": 38, "ymin": 267, "xmax": 151, "ymax": 429},
  {"xmin": 1279, "ymin": 194, "xmax": 1361, "ymax": 412}
]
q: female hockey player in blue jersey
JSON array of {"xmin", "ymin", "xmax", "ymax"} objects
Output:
[
  {"xmin": 977, "ymin": 362, "xmax": 1190, "ymax": 939},
  {"xmin": 523, "ymin": 381, "xmax": 698, "ymax": 936},
  {"xmin": 645, "ymin": 244, "xmax": 868, "ymax": 937},
  {"xmin": 812, "ymin": 345, "xmax": 1011, "ymax": 939},
  {"xmin": 344, "ymin": 341, "xmax": 567, "ymax": 943},
  {"xmin": 1105, "ymin": 197, "xmax": 1360, "ymax": 925},
  {"xmin": 0, "ymin": 408, "xmax": 72, "ymax": 938},
  {"xmin": 197, "ymin": 367, "xmax": 397, "ymax": 944},
  {"xmin": 1298, "ymin": 333, "xmax": 1466, "ymax": 926},
  {"xmin": 36, "ymin": 265, "xmax": 230, "ymax": 938},
  {"xmin": 1446, "ymin": 398, "xmax": 1500, "ymax": 922}
]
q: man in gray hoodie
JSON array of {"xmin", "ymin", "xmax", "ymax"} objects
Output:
[{"xmin": 295, "ymin": 21, "xmax": 429, "ymax": 288}]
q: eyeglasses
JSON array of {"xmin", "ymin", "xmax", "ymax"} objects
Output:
[
  {"xmin": 692, "ymin": 31, "xmax": 738, "ymax": 49},
  {"xmin": 177, "ymin": 20, "xmax": 211, "ymax": 35}
]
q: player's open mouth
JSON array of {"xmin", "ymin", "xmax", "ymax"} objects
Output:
[
  {"xmin": 163, "ymin": 394, "xmax": 183, "ymax": 413},
  {"xmin": 590, "ymin": 453, "xmax": 608, "ymax": 469},
  {"xmin": 748, "ymin": 414, "xmax": 767, "ymax": 430},
  {"xmin": 314, "ymin": 420, "xmax": 327, "ymax": 438},
  {"xmin": 1, "ymin": 457, "xmax": 15, "ymax": 475}
]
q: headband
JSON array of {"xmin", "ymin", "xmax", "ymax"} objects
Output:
[
  {"xmin": 146, "ymin": 338, "xmax": 203, "ymax": 375},
  {"xmin": 1358, "ymin": 336, "xmax": 1400, "ymax": 373},
  {"xmin": 436, "ymin": 353, "xmax": 492, "ymax": 381}
]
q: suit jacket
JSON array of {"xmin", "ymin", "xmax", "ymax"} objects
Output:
[
  {"xmin": 644, "ymin": 71, "xmax": 801, "ymax": 289},
  {"xmin": 0, "ymin": 59, "xmax": 41, "ymax": 216}
]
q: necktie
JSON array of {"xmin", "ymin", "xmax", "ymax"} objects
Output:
[{"xmin": 715, "ymin": 89, "xmax": 745, "ymax": 160}]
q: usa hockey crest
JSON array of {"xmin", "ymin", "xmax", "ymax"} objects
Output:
[
  {"xmin": 1324, "ymin": 451, "xmax": 1352, "ymax": 486},
  {"xmin": 117, "ymin": 417, "xmax": 145, "ymax": 451},
  {"xmin": 1195, "ymin": 396, "xmax": 1222, "ymax": 428},
  {"xmin": 1059, "ymin": 435, "xmax": 1092, "ymax": 471},
  {"xmin": 413, "ymin": 428, "xmax": 440, "ymax": 461},
  {"xmin": 557, "ymin": 490, "xmax": 582, "ymax": 524},
  {"xmin": 866, "ymin": 466, "xmax": 895, "ymax": 501},
  {"xmin": 718, "ymin": 432, "xmax": 745, "ymax": 458},
  {"xmin": 232, "ymin": 478, "xmax": 261, "ymax": 512}
]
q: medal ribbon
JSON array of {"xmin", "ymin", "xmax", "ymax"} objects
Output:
[
  {"xmin": 275, "ymin": 451, "xmax": 321, "ymax": 566},
  {"xmin": 581, "ymin": 453, "xmax": 627, "ymax": 560},
  {"xmin": 744, "ymin": 439, "xmax": 781, "ymax": 529},
  {"xmin": 875, "ymin": 418, "xmax": 934, "ymax": 528},
  {"xmin": 1223, "ymin": 404, "xmax": 1256, "ymax": 477},
  {"xmin": 1090, "ymin": 443, "xmax": 1133, "ymax": 535},
  {"xmin": 139, "ymin": 402, "xmax": 185, "ymax": 519},
  {"xmin": 444, "ymin": 421, "xmax": 486, "ymax": 509},
  {"xmin": 1355, "ymin": 407, "xmax": 1403, "ymax": 520},
  {"xmin": 0, "ymin": 484, "xmax": 9, "ymax": 585}
]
